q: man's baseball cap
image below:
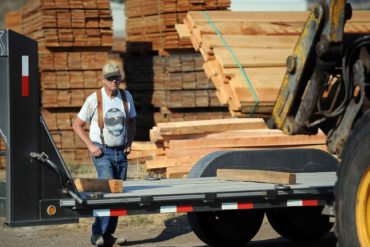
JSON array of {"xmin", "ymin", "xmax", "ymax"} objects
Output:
[{"xmin": 102, "ymin": 63, "xmax": 121, "ymax": 80}]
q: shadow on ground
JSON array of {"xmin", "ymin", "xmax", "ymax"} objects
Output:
[{"xmin": 122, "ymin": 214, "xmax": 192, "ymax": 246}]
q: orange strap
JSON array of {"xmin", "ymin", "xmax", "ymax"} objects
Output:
[{"xmin": 96, "ymin": 89, "xmax": 104, "ymax": 144}]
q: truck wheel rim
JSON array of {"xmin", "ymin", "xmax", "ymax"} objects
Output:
[{"xmin": 356, "ymin": 167, "xmax": 370, "ymax": 246}]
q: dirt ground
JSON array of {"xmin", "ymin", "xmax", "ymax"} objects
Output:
[{"xmin": 0, "ymin": 214, "xmax": 336, "ymax": 247}]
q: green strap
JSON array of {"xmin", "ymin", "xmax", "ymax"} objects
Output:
[{"xmin": 201, "ymin": 11, "xmax": 259, "ymax": 115}]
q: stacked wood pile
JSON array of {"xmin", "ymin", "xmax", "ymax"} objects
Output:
[
  {"xmin": 125, "ymin": 0, "xmax": 230, "ymax": 52},
  {"xmin": 124, "ymin": 52, "xmax": 230, "ymax": 140},
  {"xmin": 4, "ymin": 11, "xmax": 22, "ymax": 33},
  {"xmin": 145, "ymin": 118, "xmax": 327, "ymax": 178},
  {"xmin": 21, "ymin": 0, "xmax": 112, "ymax": 47},
  {"xmin": 9, "ymin": 0, "xmax": 114, "ymax": 165},
  {"xmin": 178, "ymin": 11, "xmax": 370, "ymax": 117}
]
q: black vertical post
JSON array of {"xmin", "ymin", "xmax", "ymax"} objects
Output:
[{"xmin": 0, "ymin": 30, "xmax": 78, "ymax": 226}]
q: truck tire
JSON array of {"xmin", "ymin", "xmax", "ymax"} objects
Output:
[
  {"xmin": 336, "ymin": 110, "xmax": 370, "ymax": 247},
  {"xmin": 188, "ymin": 209, "xmax": 264, "ymax": 247},
  {"xmin": 266, "ymin": 206, "xmax": 333, "ymax": 241}
]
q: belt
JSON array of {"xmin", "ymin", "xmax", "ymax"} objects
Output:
[{"xmin": 94, "ymin": 142, "xmax": 124, "ymax": 150}]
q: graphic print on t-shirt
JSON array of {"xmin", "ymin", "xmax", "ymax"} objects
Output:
[{"xmin": 103, "ymin": 108, "xmax": 126, "ymax": 147}]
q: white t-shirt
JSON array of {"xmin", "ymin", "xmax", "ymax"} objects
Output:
[{"xmin": 77, "ymin": 88, "xmax": 136, "ymax": 147}]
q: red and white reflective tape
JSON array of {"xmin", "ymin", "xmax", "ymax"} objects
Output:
[
  {"xmin": 221, "ymin": 202, "xmax": 254, "ymax": 210},
  {"xmin": 287, "ymin": 200, "xmax": 319, "ymax": 207},
  {"xmin": 92, "ymin": 200, "xmax": 320, "ymax": 217},
  {"xmin": 160, "ymin": 205, "xmax": 193, "ymax": 213},
  {"xmin": 93, "ymin": 209, "xmax": 128, "ymax": 217},
  {"xmin": 22, "ymin": 56, "xmax": 29, "ymax": 97}
]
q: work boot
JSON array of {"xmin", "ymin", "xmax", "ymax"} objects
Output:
[{"xmin": 91, "ymin": 235, "xmax": 104, "ymax": 246}]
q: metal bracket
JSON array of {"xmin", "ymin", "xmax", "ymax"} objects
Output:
[
  {"xmin": 327, "ymin": 59, "xmax": 366, "ymax": 155},
  {"xmin": 30, "ymin": 152, "xmax": 83, "ymax": 205}
]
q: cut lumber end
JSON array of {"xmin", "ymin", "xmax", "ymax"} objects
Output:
[
  {"xmin": 217, "ymin": 169, "xmax": 296, "ymax": 185},
  {"xmin": 74, "ymin": 178, "xmax": 123, "ymax": 193}
]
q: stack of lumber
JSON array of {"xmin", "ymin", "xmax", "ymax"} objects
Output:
[
  {"xmin": 125, "ymin": 0, "xmax": 230, "ymax": 52},
  {"xmin": 146, "ymin": 118, "xmax": 328, "ymax": 178},
  {"xmin": 4, "ymin": 11, "xmax": 22, "ymax": 33},
  {"xmin": 124, "ymin": 52, "xmax": 230, "ymax": 139},
  {"xmin": 178, "ymin": 10, "xmax": 370, "ymax": 117},
  {"xmin": 21, "ymin": 0, "xmax": 112, "ymax": 47},
  {"xmin": 126, "ymin": 53, "xmax": 221, "ymax": 108},
  {"xmin": 7, "ymin": 0, "xmax": 114, "ymax": 166}
]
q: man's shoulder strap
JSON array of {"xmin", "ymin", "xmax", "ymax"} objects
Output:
[
  {"xmin": 96, "ymin": 89, "xmax": 104, "ymax": 144},
  {"xmin": 119, "ymin": 89, "xmax": 129, "ymax": 122}
]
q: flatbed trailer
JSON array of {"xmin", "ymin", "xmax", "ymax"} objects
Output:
[
  {"xmin": 65, "ymin": 171, "xmax": 335, "ymax": 217},
  {"xmin": 0, "ymin": 30, "xmax": 338, "ymax": 246}
]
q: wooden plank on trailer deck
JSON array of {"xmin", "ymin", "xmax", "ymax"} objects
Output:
[
  {"xmin": 74, "ymin": 178, "xmax": 123, "ymax": 193},
  {"xmin": 217, "ymin": 169, "xmax": 296, "ymax": 185}
]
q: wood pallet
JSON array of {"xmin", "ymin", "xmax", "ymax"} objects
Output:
[
  {"xmin": 146, "ymin": 118, "xmax": 327, "ymax": 178},
  {"xmin": 179, "ymin": 10, "xmax": 370, "ymax": 117},
  {"xmin": 125, "ymin": 0, "xmax": 230, "ymax": 52}
]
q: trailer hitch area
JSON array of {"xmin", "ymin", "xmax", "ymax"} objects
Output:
[{"xmin": 30, "ymin": 152, "xmax": 84, "ymax": 205}]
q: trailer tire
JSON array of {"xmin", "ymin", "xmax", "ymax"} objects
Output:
[
  {"xmin": 336, "ymin": 110, "xmax": 370, "ymax": 247},
  {"xmin": 187, "ymin": 209, "xmax": 264, "ymax": 247},
  {"xmin": 266, "ymin": 206, "xmax": 333, "ymax": 241}
]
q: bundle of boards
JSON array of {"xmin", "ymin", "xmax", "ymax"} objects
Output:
[
  {"xmin": 145, "ymin": 118, "xmax": 327, "ymax": 178},
  {"xmin": 177, "ymin": 10, "xmax": 370, "ymax": 116}
]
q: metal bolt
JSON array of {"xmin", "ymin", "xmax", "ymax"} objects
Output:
[{"xmin": 286, "ymin": 56, "xmax": 297, "ymax": 74}]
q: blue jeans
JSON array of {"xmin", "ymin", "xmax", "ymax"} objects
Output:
[{"xmin": 91, "ymin": 142, "xmax": 128, "ymax": 238}]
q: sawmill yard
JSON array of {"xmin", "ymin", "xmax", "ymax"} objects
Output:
[{"xmin": 1, "ymin": 0, "xmax": 370, "ymax": 246}]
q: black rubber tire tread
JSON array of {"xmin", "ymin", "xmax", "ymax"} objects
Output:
[
  {"xmin": 188, "ymin": 149, "xmax": 338, "ymax": 179},
  {"xmin": 336, "ymin": 110, "xmax": 370, "ymax": 247},
  {"xmin": 188, "ymin": 209, "xmax": 264, "ymax": 247},
  {"xmin": 266, "ymin": 207, "xmax": 333, "ymax": 242}
]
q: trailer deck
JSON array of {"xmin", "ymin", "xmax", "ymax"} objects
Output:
[{"xmin": 62, "ymin": 172, "xmax": 336, "ymax": 217}]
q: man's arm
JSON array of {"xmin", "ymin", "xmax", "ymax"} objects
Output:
[
  {"xmin": 72, "ymin": 117, "xmax": 102, "ymax": 157},
  {"xmin": 124, "ymin": 117, "xmax": 136, "ymax": 154}
]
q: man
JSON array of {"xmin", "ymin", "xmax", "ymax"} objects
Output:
[{"xmin": 73, "ymin": 63, "xmax": 136, "ymax": 246}]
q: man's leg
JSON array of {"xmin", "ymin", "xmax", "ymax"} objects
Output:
[
  {"xmin": 104, "ymin": 150, "xmax": 128, "ymax": 244},
  {"xmin": 91, "ymin": 154, "xmax": 114, "ymax": 244}
]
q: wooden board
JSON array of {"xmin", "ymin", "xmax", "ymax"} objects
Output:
[
  {"xmin": 158, "ymin": 118, "xmax": 267, "ymax": 135},
  {"xmin": 217, "ymin": 169, "xmax": 296, "ymax": 185},
  {"xmin": 169, "ymin": 131, "xmax": 326, "ymax": 149},
  {"xmin": 74, "ymin": 178, "xmax": 123, "ymax": 193}
]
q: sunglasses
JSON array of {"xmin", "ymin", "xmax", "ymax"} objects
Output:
[{"xmin": 106, "ymin": 76, "xmax": 121, "ymax": 82}]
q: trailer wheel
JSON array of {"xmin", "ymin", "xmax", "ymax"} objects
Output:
[
  {"xmin": 266, "ymin": 206, "xmax": 333, "ymax": 241},
  {"xmin": 336, "ymin": 110, "xmax": 370, "ymax": 247},
  {"xmin": 187, "ymin": 209, "xmax": 264, "ymax": 247}
]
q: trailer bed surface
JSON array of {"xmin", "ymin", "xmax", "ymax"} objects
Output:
[{"xmin": 104, "ymin": 171, "xmax": 336, "ymax": 198}]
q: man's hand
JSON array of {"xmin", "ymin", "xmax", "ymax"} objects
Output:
[
  {"xmin": 88, "ymin": 143, "xmax": 102, "ymax": 157},
  {"xmin": 124, "ymin": 145, "xmax": 131, "ymax": 155}
]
